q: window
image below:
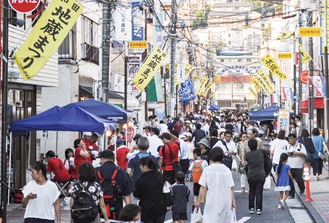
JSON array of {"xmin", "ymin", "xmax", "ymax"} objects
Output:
[
  {"xmin": 81, "ymin": 16, "xmax": 99, "ymax": 47},
  {"xmin": 238, "ymin": 59, "xmax": 242, "ymax": 62},
  {"xmin": 247, "ymin": 59, "xmax": 251, "ymax": 62},
  {"xmin": 221, "ymin": 59, "xmax": 225, "ymax": 62}
]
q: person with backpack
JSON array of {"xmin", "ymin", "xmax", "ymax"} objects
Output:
[
  {"xmin": 188, "ymin": 148, "xmax": 208, "ymax": 209},
  {"xmin": 70, "ymin": 162, "xmax": 110, "ymax": 223},
  {"xmin": 96, "ymin": 150, "xmax": 135, "ymax": 220},
  {"xmin": 311, "ymin": 128, "xmax": 328, "ymax": 181}
]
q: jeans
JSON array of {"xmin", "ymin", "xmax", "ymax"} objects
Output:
[
  {"xmin": 289, "ymin": 168, "xmax": 305, "ymax": 196},
  {"xmin": 248, "ymin": 179, "xmax": 265, "ymax": 210}
]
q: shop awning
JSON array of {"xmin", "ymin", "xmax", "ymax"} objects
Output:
[{"xmin": 299, "ymin": 98, "xmax": 324, "ymax": 114}]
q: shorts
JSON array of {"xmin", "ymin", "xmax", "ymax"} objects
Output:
[
  {"xmin": 193, "ymin": 183, "xmax": 201, "ymax": 196},
  {"xmin": 172, "ymin": 212, "xmax": 188, "ymax": 221}
]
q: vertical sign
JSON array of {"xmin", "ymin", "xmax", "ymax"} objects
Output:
[
  {"xmin": 113, "ymin": 6, "xmax": 132, "ymax": 41},
  {"xmin": 278, "ymin": 109, "xmax": 290, "ymax": 136},
  {"xmin": 131, "ymin": 1, "xmax": 145, "ymax": 41}
]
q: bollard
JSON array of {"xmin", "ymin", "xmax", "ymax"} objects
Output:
[{"xmin": 303, "ymin": 164, "xmax": 313, "ymax": 202}]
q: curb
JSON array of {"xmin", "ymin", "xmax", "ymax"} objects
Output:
[{"xmin": 295, "ymin": 193, "xmax": 325, "ymax": 223}]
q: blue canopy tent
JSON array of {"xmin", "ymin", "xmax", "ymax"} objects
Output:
[
  {"xmin": 249, "ymin": 105, "xmax": 278, "ymax": 121},
  {"xmin": 208, "ymin": 103, "xmax": 220, "ymax": 111},
  {"xmin": 10, "ymin": 104, "xmax": 116, "ymax": 135},
  {"xmin": 64, "ymin": 99, "xmax": 132, "ymax": 123}
]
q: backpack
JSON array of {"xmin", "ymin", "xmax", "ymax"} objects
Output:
[
  {"xmin": 191, "ymin": 160, "xmax": 203, "ymax": 183},
  {"xmin": 97, "ymin": 167, "xmax": 122, "ymax": 220},
  {"xmin": 71, "ymin": 183, "xmax": 99, "ymax": 223}
]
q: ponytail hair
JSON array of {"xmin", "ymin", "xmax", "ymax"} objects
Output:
[
  {"xmin": 139, "ymin": 156, "xmax": 157, "ymax": 171},
  {"xmin": 277, "ymin": 153, "xmax": 288, "ymax": 175}
]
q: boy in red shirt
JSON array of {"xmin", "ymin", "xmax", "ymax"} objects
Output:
[
  {"xmin": 46, "ymin": 150, "xmax": 70, "ymax": 182},
  {"xmin": 116, "ymin": 139, "xmax": 130, "ymax": 170}
]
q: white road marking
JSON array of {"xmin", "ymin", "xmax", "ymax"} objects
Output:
[
  {"xmin": 238, "ymin": 216, "xmax": 251, "ymax": 223},
  {"xmin": 234, "ymin": 190, "xmax": 249, "ymax": 193}
]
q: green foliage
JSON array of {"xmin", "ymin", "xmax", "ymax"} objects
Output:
[{"xmin": 191, "ymin": 5, "xmax": 212, "ymax": 30}]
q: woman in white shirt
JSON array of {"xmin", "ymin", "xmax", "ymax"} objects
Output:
[{"xmin": 270, "ymin": 130, "xmax": 289, "ymax": 171}]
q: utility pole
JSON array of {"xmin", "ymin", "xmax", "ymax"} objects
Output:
[
  {"xmin": 169, "ymin": 0, "xmax": 177, "ymax": 117},
  {"xmin": 102, "ymin": 1, "xmax": 113, "ymax": 102},
  {"xmin": 1, "ymin": 0, "xmax": 9, "ymax": 220},
  {"xmin": 308, "ymin": 10, "xmax": 314, "ymax": 133},
  {"xmin": 323, "ymin": 0, "xmax": 329, "ymax": 142},
  {"xmin": 298, "ymin": 7, "xmax": 304, "ymax": 117}
]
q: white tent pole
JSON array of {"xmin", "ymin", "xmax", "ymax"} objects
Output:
[{"xmin": 7, "ymin": 132, "xmax": 12, "ymax": 206}]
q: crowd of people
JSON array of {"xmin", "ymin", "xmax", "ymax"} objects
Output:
[{"xmin": 21, "ymin": 110, "xmax": 329, "ymax": 223}]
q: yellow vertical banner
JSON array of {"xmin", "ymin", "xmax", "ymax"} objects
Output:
[
  {"xmin": 202, "ymin": 82, "xmax": 214, "ymax": 96},
  {"xmin": 14, "ymin": 0, "xmax": 84, "ymax": 80},
  {"xmin": 297, "ymin": 41, "xmax": 312, "ymax": 64},
  {"xmin": 256, "ymin": 70, "xmax": 275, "ymax": 94},
  {"xmin": 196, "ymin": 76, "xmax": 209, "ymax": 95},
  {"xmin": 132, "ymin": 47, "xmax": 167, "ymax": 91},
  {"xmin": 185, "ymin": 64, "xmax": 193, "ymax": 78},
  {"xmin": 209, "ymin": 88, "xmax": 218, "ymax": 99},
  {"xmin": 248, "ymin": 86, "xmax": 258, "ymax": 98},
  {"xmin": 251, "ymin": 78, "xmax": 262, "ymax": 92},
  {"xmin": 260, "ymin": 53, "xmax": 287, "ymax": 80}
]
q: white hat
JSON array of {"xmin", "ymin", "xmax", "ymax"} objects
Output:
[
  {"xmin": 197, "ymin": 138, "xmax": 210, "ymax": 147},
  {"xmin": 83, "ymin": 132, "xmax": 92, "ymax": 136},
  {"xmin": 185, "ymin": 120, "xmax": 191, "ymax": 124},
  {"xmin": 184, "ymin": 132, "xmax": 192, "ymax": 137}
]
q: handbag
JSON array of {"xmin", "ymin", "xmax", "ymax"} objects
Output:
[
  {"xmin": 163, "ymin": 181, "xmax": 173, "ymax": 207},
  {"xmin": 164, "ymin": 143, "xmax": 182, "ymax": 174},
  {"xmin": 191, "ymin": 208, "xmax": 203, "ymax": 223},
  {"xmin": 221, "ymin": 140, "xmax": 233, "ymax": 170},
  {"xmin": 230, "ymin": 208, "xmax": 238, "ymax": 223}
]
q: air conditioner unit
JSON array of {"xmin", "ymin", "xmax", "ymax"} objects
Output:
[{"xmin": 16, "ymin": 101, "xmax": 23, "ymax": 107}]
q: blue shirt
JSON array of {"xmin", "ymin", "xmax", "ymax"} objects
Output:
[{"xmin": 128, "ymin": 152, "xmax": 158, "ymax": 184}]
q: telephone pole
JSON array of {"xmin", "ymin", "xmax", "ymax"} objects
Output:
[
  {"xmin": 308, "ymin": 10, "xmax": 314, "ymax": 133},
  {"xmin": 169, "ymin": 0, "xmax": 177, "ymax": 117}
]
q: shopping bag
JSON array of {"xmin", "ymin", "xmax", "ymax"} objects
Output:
[
  {"xmin": 232, "ymin": 158, "xmax": 238, "ymax": 171},
  {"xmin": 191, "ymin": 208, "xmax": 203, "ymax": 223},
  {"xmin": 230, "ymin": 208, "xmax": 238, "ymax": 223},
  {"xmin": 263, "ymin": 175, "xmax": 271, "ymax": 191}
]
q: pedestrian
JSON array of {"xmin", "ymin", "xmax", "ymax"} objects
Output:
[
  {"xmin": 127, "ymin": 137, "xmax": 158, "ymax": 185},
  {"xmin": 194, "ymin": 147, "xmax": 235, "ymax": 222},
  {"xmin": 115, "ymin": 138, "xmax": 130, "ymax": 170},
  {"xmin": 119, "ymin": 204, "xmax": 141, "ymax": 222},
  {"xmin": 197, "ymin": 138, "xmax": 210, "ymax": 164},
  {"xmin": 275, "ymin": 153, "xmax": 293, "ymax": 209},
  {"xmin": 159, "ymin": 132, "xmax": 180, "ymax": 184},
  {"xmin": 297, "ymin": 129, "xmax": 315, "ymax": 168},
  {"xmin": 133, "ymin": 156, "xmax": 167, "ymax": 223},
  {"xmin": 97, "ymin": 150, "xmax": 135, "ymax": 220},
  {"xmin": 172, "ymin": 171, "xmax": 190, "ymax": 223},
  {"xmin": 74, "ymin": 139, "xmax": 91, "ymax": 172},
  {"xmin": 188, "ymin": 148, "xmax": 208, "ymax": 207},
  {"xmin": 311, "ymin": 128, "xmax": 328, "ymax": 181},
  {"xmin": 270, "ymin": 130, "xmax": 289, "ymax": 171},
  {"xmin": 236, "ymin": 132, "xmax": 247, "ymax": 193},
  {"xmin": 192, "ymin": 123, "xmax": 206, "ymax": 147},
  {"xmin": 70, "ymin": 162, "xmax": 110, "ymax": 223},
  {"xmin": 286, "ymin": 133, "xmax": 307, "ymax": 199},
  {"xmin": 245, "ymin": 138, "xmax": 269, "ymax": 215},
  {"xmin": 45, "ymin": 150, "xmax": 71, "ymax": 183},
  {"xmin": 22, "ymin": 161, "xmax": 61, "ymax": 223},
  {"xmin": 63, "ymin": 148, "xmax": 77, "ymax": 180}
]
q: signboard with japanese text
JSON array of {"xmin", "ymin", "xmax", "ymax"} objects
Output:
[
  {"xmin": 132, "ymin": 47, "xmax": 167, "ymax": 91},
  {"xmin": 278, "ymin": 109, "xmax": 290, "ymax": 137},
  {"xmin": 131, "ymin": 1, "xmax": 145, "ymax": 41},
  {"xmin": 320, "ymin": 1, "xmax": 329, "ymax": 55},
  {"xmin": 14, "ymin": 0, "xmax": 83, "ymax": 80},
  {"xmin": 299, "ymin": 27, "xmax": 321, "ymax": 37},
  {"xmin": 260, "ymin": 53, "xmax": 287, "ymax": 80},
  {"xmin": 251, "ymin": 77, "xmax": 262, "ymax": 92},
  {"xmin": 129, "ymin": 41, "xmax": 148, "ymax": 49},
  {"xmin": 278, "ymin": 52, "xmax": 292, "ymax": 59},
  {"xmin": 196, "ymin": 77, "xmax": 209, "ymax": 95},
  {"xmin": 202, "ymin": 82, "xmax": 214, "ymax": 96},
  {"xmin": 296, "ymin": 40, "xmax": 312, "ymax": 63},
  {"xmin": 113, "ymin": 6, "xmax": 132, "ymax": 41}
]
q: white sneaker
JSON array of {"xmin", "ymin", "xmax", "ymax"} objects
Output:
[
  {"xmin": 279, "ymin": 199, "xmax": 285, "ymax": 209},
  {"xmin": 278, "ymin": 204, "xmax": 281, "ymax": 209}
]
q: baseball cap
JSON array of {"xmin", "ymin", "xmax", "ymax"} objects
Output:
[
  {"xmin": 83, "ymin": 132, "xmax": 92, "ymax": 136},
  {"xmin": 116, "ymin": 138, "xmax": 123, "ymax": 145},
  {"xmin": 99, "ymin": 150, "xmax": 114, "ymax": 159},
  {"xmin": 133, "ymin": 134, "xmax": 142, "ymax": 141}
]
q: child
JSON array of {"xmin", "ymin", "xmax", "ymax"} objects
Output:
[
  {"xmin": 188, "ymin": 148, "xmax": 208, "ymax": 209},
  {"xmin": 172, "ymin": 171, "xmax": 190, "ymax": 223},
  {"xmin": 119, "ymin": 204, "xmax": 141, "ymax": 222},
  {"xmin": 275, "ymin": 153, "xmax": 293, "ymax": 209}
]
